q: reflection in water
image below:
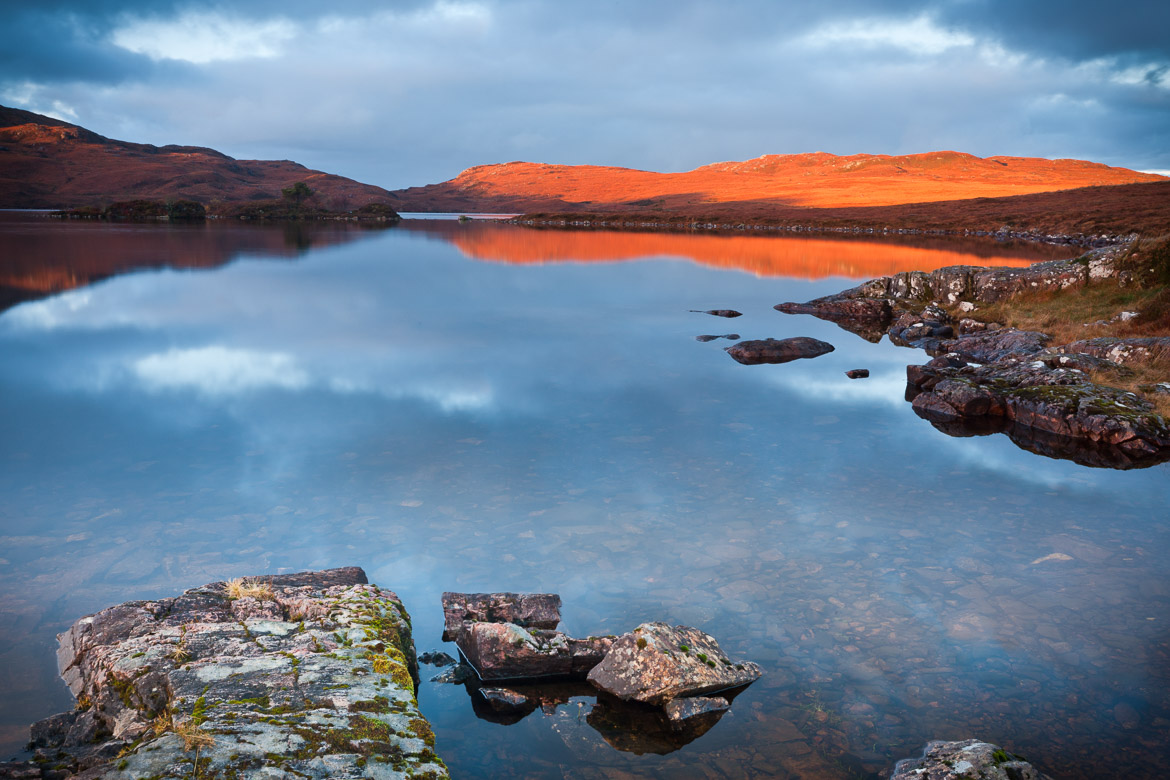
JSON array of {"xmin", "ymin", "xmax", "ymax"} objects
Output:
[
  {"xmin": 0, "ymin": 212, "xmax": 389, "ymax": 312},
  {"xmin": 452, "ymin": 675, "xmax": 736, "ymax": 756},
  {"xmin": 401, "ymin": 219, "xmax": 1078, "ymax": 279},
  {"xmin": 1, "ymin": 215, "xmax": 1168, "ymax": 779}
]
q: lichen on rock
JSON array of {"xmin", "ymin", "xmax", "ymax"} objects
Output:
[{"xmin": 14, "ymin": 567, "xmax": 447, "ymax": 780}]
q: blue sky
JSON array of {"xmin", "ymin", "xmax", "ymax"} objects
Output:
[{"xmin": 2, "ymin": 0, "xmax": 1168, "ymax": 189}]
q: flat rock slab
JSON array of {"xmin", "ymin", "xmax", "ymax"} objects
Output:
[
  {"xmin": 725, "ymin": 337, "xmax": 835, "ymax": 365},
  {"xmin": 892, "ymin": 739, "xmax": 1052, "ymax": 780},
  {"xmin": 16, "ymin": 567, "xmax": 448, "ymax": 780},
  {"xmin": 441, "ymin": 591, "xmax": 561, "ymax": 641},
  {"xmin": 586, "ymin": 622, "xmax": 762, "ymax": 707}
]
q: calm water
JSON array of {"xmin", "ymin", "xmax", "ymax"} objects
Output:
[{"xmin": 1, "ymin": 215, "xmax": 1168, "ymax": 779}]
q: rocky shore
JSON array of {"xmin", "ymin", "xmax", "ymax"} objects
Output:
[
  {"xmin": 1, "ymin": 578, "xmax": 1062, "ymax": 778},
  {"xmin": 777, "ymin": 244, "xmax": 1170, "ymax": 468},
  {"xmin": 0, "ymin": 568, "xmax": 446, "ymax": 780}
]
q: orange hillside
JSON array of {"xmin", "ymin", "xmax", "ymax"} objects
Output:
[{"xmin": 389, "ymin": 151, "xmax": 1165, "ymax": 214}]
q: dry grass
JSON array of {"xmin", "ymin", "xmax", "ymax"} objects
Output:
[
  {"xmin": 950, "ymin": 237, "xmax": 1170, "ymax": 416},
  {"xmin": 957, "ymin": 280, "xmax": 1165, "ymax": 347},
  {"xmin": 224, "ymin": 577, "xmax": 275, "ymax": 601},
  {"xmin": 174, "ymin": 720, "xmax": 215, "ymax": 750}
]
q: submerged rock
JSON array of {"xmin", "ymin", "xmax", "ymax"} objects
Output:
[
  {"xmin": 695, "ymin": 334, "xmax": 740, "ymax": 342},
  {"xmin": 891, "ymin": 739, "xmax": 1052, "ymax": 780},
  {"xmin": 9, "ymin": 567, "xmax": 448, "ymax": 780},
  {"xmin": 586, "ymin": 622, "xmax": 762, "ymax": 707},
  {"xmin": 725, "ymin": 337, "xmax": 835, "ymax": 365}
]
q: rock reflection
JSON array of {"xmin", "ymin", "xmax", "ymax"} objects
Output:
[{"xmin": 449, "ymin": 674, "xmax": 741, "ymax": 755}]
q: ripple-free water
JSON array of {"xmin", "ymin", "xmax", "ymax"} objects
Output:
[{"xmin": 1, "ymin": 216, "xmax": 1167, "ymax": 778}]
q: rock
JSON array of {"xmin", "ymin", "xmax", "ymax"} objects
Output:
[
  {"xmin": 455, "ymin": 622, "xmax": 614, "ymax": 680},
  {"xmin": 891, "ymin": 739, "xmax": 1052, "ymax": 780},
  {"xmin": 775, "ymin": 297, "xmax": 893, "ymax": 342},
  {"xmin": 1037, "ymin": 351, "xmax": 1128, "ymax": 374},
  {"xmin": 441, "ymin": 591, "xmax": 561, "ymax": 641},
  {"xmin": 695, "ymin": 333, "xmax": 739, "ymax": 342},
  {"xmin": 586, "ymin": 622, "xmax": 761, "ymax": 707},
  {"xmin": 478, "ymin": 687, "xmax": 531, "ymax": 713},
  {"xmin": 663, "ymin": 696, "xmax": 730, "ymax": 724},
  {"xmin": 958, "ymin": 301, "xmax": 976, "ymax": 312},
  {"xmin": 1056, "ymin": 337, "xmax": 1170, "ymax": 366},
  {"xmin": 419, "ymin": 650, "xmax": 457, "ymax": 666},
  {"xmin": 430, "ymin": 664, "xmax": 477, "ymax": 684},
  {"xmin": 935, "ymin": 328, "xmax": 1050, "ymax": 363},
  {"xmin": 725, "ymin": 337, "xmax": 835, "ymax": 365},
  {"xmin": 690, "ymin": 309, "xmax": 742, "ymax": 318},
  {"xmin": 11, "ymin": 567, "xmax": 448, "ymax": 780},
  {"xmin": 845, "ymin": 369, "xmax": 869, "ymax": 379}
]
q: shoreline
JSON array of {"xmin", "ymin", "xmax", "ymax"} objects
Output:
[{"xmin": 507, "ymin": 214, "xmax": 1133, "ymax": 249}]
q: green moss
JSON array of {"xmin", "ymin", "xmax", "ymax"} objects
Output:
[
  {"xmin": 191, "ymin": 696, "xmax": 210, "ymax": 725},
  {"xmin": 679, "ymin": 645, "xmax": 689, "ymax": 653},
  {"xmin": 636, "ymin": 637, "xmax": 647, "ymax": 649},
  {"xmin": 350, "ymin": 697, "xmax": 391, "ymax": 714},
  {"xmin": 408, "ymin": 717, "xmax": 436, "ymax": 747}
]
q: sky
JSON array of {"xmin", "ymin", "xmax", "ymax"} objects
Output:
[{"xmin": 2, "ymin": 0, "xmax": 1168, "ymax": 190}]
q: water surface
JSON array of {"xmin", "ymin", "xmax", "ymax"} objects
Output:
[{"xmin": 1, "ymin": 215, "xmax": 1167, "ymax": 778}]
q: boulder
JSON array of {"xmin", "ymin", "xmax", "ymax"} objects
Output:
[
  {"xmin": 586, "ymin": 622, "xmax": 762, "ymax": 707},
  {"xmin": 725, "ymin": 337, "xmax": 835, "ymax": 365},
  {"xmin": 1055, "ymin": 337, "xmax": 1170, "ymax": 367},
  {"xmin": 845, "ymin": 369, "xmax": 869, "ymax": 379},
  {"xmin": 441, "ymin": 591, "xmax": 561, "ymax": 641},
  {"xmin": 891, "ymin": 739, "xmax": 1052, "ymax": 780}
]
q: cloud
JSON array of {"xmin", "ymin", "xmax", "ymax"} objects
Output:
[
  {"xmin": 111, "ymin": 11, "xmax": 298, "ymax": 64},
  {"xmin": 800, "ymin": 13, "xmax": 975, "ymax": 56}
]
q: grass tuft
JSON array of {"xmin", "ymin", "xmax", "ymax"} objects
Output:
[{"xmin": 225, "ymin": 577, "xmax": 276, "ymax": 601}]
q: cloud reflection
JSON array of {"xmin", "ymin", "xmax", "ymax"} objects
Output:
[{"xmin": 133, "ymin": 346, "xmax": 309, "ymax": 395}]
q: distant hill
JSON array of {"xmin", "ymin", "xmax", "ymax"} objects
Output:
[
  {"xmin": 388, "ymin": 151, "xmax": 1166, "ymax": 214},
  {"xmin": 0, "ymin": 105, "xmax": 400, "ymax": 210}
]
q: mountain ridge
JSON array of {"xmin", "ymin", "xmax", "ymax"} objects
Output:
[{"xmin": 0, "ymin": 104, "xmax": 398, "ymax": 209}]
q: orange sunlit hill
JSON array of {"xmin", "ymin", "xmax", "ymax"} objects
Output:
[
  {"xmin": 389, "ymin": 152, "xmax": 1166, "ymax": 214},
  {"xmin": 403, "ymin": 221, "xmax": 1075, "ymax": 280}
]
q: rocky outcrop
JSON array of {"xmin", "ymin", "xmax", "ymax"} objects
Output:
[
  {"xmin": 725, "ymin": 337, "xmax": 835, "ymax": 365},
  {"xmin": 586, "ymin": 623, "xmax": 762, "ymax": 706},
  {"xmin": 891, "ymin": 739, "xmax": 1051, "ymax": 780},
  {"xmin": 4, "ymin": 568, "xmax": 447, "ymax": 780},
  {"xmin": 777, "ymin": 244, "xmax": 1170, "ymax": 468},
  {"xmin": 1055, "ymin": 336, "xmax": 1170, "ymax": 366}
]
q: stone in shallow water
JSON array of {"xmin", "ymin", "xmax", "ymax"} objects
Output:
[
  {"xmin": 725, "ymin": 337, "xmax": 835, "ymax": 366},
  {"xmin": 891, "ymin": 739, "xmax": 1052, "ymax": 780},
  {"xmin": 663, "ymin": 695, "xmax": 730, "ymax": 724},
  {"xmin": 586, "ymin": 622, "xmax": 762, "ymax": 707}
]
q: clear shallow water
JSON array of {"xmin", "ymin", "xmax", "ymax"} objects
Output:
[{"xmin": 1, "ymin": 216, "xmax": 1168, "ymax": 778}]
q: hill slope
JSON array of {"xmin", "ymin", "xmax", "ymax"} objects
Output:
[
  {"xmin": 0, "ymin": 105, "xmax": 399, "ymax": 209},
  {"xmin": 389, "ymin": 151, "xmax": 1165, "ymax": 214}
]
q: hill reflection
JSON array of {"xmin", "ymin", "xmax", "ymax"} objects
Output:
[{"xmin": 404, "ymin": 220, "xmax": 1079, "ymax": 279}]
